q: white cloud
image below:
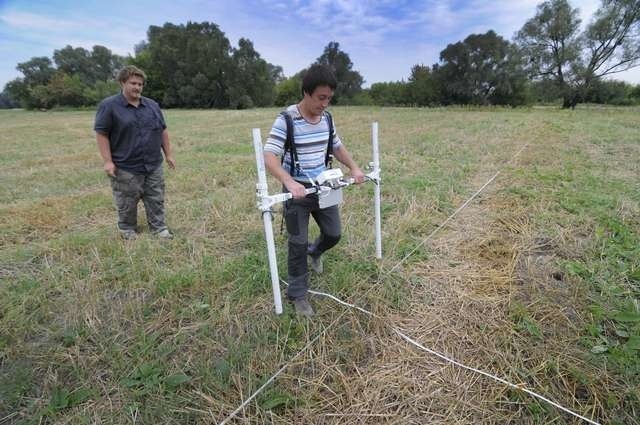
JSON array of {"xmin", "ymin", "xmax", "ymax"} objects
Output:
[
  {"xmin": 0, "ymin": 8, "xmax": 144, "ymax": 54},
  {"xmin": 1, "ymin": 0, "xmax": 639, "ymax": 90},
  {"xmin": 0, "ymin": 10, "xmax": 86, "ymax": 31}
]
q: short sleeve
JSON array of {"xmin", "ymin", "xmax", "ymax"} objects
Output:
[
  {"xmin": 158, "ymin": 109, "xmax": 167, "ymax": 129},
  {"xmin": 264, "ymin": 114, "xmax": 287, "ymax": 156},
  {"xmin": 150, "ymin": 100, "xmax": 167, "ymax": 129},
  {"xmin": 329, "ymin": 114, "xmax": 342, "ymax": 149},
  {"xmin": 94, "ymin": 101, "xmax": 112, "ymax": 135}
]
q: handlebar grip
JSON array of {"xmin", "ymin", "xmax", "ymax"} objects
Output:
[{"xmin": 304, "ymin": 187, "xmax": 319, "ymax": 195}]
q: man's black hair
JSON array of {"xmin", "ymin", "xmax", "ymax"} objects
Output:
[{"xmin": 301, "ymin": 64, "xmax": 337, "ymax": 96}]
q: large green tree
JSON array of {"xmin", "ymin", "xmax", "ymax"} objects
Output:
[
  {"xmin": 515, "ymin": 0, "xmax": 584, "ymax": 107},
  {"xmin": 32, "ymin": 72, "xmax": 87, "ymax": 108},
  {"xmin": 369, "ymin": 81, "xmax": 409, "ymax": 106},
  {"xmin": 6, "ymin": 46, "xmax": 123, "ymax": 108},
  {"xmin": 436, "ymin": 30, "xmax": 528, "ymax": 105},
  {"xmin": 90, "ymin": 45, "xmax": 125, "ymax": 82},
  {"xmin": 53, "ymin": 46, "xmax": 93, "ymax": 83},
  {"xmin": 406, "ymin": 64, "xmax": 439, "ymax": 106},
  {"xmin": 2, "ymin": 81, "xmax": 30, "ymax": 107},
  {"xmin": 516, "ymin": 0, "xmax": 640, "ymax": 108},
  {"xmin": 132, "ymin": 22, "xmax": 281, "ymax": 108},
  {"xmin": 8, "ymin": 57, "xmax": 56, "ymax": 108},
  {"xmin": 274, "ymin": 75, "xmax": 301, "ymax": 107},
  {"xmin": 314, "ymin": 42, "xmax": 363, "ymax": 104},
  {"xmin": 582, "ymin": 0, "xmax": 640, "ymax": 90},
  {"xmin": 53, "ymin": 45, "xmax": 124, "ymax": 84},
  {"xmin": 584, "ymin": 78, "xmax": 636, "ymax": 104},
  {"xmin": 131, "ymin": 22, "xmax": 233, "ymax": 107},
  {"xmin": 228, "ymin": 38, "xmax": 282, "ymax": 108},
  {"xmin": 16, "ymin": 57, "xmax": 56, "ymax": 87},
  {"xmin": 0, "ymin": 91, "xmax": 18, "ymax": 108}
]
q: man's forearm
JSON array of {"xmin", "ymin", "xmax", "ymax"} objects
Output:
[
  {"xmin": 334, "ymin": 145, "xmax": 366, "ymax": 183},
  {"xmin": 161, "ymin": 129, "xmax": 172, "ymax": 156},
  {"xmin": 264, "ymin": 152, "xmax": 295, "ymax": 185},
  {"xmin": 333, "ymin": 145, "xmax": 359, "ymax": 171},
  {"xmin": 96, "ymin": 133, "xmax": 112, "ymax": 163},
  {"xmin": 96, "ymin": 132, "xmax": 116, "ymax": 176}
]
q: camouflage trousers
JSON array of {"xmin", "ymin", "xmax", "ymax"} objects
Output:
[{"xmin": 109, "ymin": 166, "xmax": 167, "ymax": 233}]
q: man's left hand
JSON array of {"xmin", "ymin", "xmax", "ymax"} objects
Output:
[
  {"xmin": 166, "ymin": 155, "xmax": 176, "ymax": 169},
  {"xmin": 351, "ymin": 167, "xmax": 366, "ymax": 184}
]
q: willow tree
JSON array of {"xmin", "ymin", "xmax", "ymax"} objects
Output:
[{"xmin": 517, "ymin": 0, "xmax": 640, "ymax": 108}]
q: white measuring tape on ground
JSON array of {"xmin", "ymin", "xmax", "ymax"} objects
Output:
[
  {"xmin": 222, "ymin": 276, "xmax": 601, "ymax": 424},
  {"xmin": 223, "ymin": 142, "xmax": 601, "ymax": 424},
  {"xmin": 304, "ymin": 286, "xmax": 601, "ymax": 425},
  {"xmin": 218, "ymin": 309, "xmax": 350, "ymax": 425}
]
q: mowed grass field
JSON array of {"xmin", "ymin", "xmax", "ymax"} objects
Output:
[{"xmin": 1, "ymin": 106, "xmax": 638, "ymax": 424}]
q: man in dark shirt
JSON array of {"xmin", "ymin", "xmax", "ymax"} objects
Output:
[{"xmin": 94, "ymin": 65, "xmax": 176, "ymax": 240}]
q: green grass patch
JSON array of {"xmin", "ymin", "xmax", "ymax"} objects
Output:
[{"xmin": 2, "ymin": 106, "xmax": 639, "ymax": 423}]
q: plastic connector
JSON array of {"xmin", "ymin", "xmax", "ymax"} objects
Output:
[{"xmin": 316, "ymin": 168, "xmax": 344, "ymax": 188}]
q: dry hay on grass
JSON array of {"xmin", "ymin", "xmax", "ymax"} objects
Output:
[
  {"xmin": 1, "ymin": 198, "xmax": 74, "ymax": 245},
  {"xmin": 364, "ymin": 182, "xmax": 602, "ymax": 423},
  {"xmin": 224, "ymin": 166, "xmax": 609, "ymax": 424},
  {"xmin": 7, "ymin": 108, "xmax": 634, "ymax": 424}
]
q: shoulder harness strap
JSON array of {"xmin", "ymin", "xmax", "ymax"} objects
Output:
[
  {"xmin": 325, "ymin": 110, "xmax": 334, "ymax": 168},
  {"xmin": 280, "ymin": 111, "xmax": 298, "ymax": 177}
]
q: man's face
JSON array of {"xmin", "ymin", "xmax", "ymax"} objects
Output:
[
  {"xmin": 304, "ymin": 85, "xmax": 333, "ymax": 115},
  {"xmin": 121, "ymin": 75, "xmax": 144, "ymax": 101}
]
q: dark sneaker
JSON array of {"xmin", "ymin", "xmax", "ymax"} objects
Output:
[
  {"xmin": 155, "ymin": 229, "xmax": 174, "ymax": 239},
  {"xmin": 292, "ymin": 298, "xmax": 314, "ymax": 317},
  {"xmin": 309, "ymin": 254, "xmax": 323, "ymax": 274},
  {"xmin": 120, "ymin": 230, "xmax": 137, "ymax": 240}
]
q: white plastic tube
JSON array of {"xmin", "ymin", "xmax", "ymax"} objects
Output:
[
  {"xmin": 372, "ymin": 122, "xmax": 382, "ymax": 259},
  {"xmin": 252, "ymin": 128, "xmax": 283, "ymax": 315}
]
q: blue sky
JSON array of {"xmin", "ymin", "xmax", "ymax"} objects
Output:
[{"xmin": 1, "ymin": 0, "xmax": 639, "ymax": 90}]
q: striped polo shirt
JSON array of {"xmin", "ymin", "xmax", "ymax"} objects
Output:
[{"xmin": 264, "ymin": 104, "xmax": 342, "ymax": 182}]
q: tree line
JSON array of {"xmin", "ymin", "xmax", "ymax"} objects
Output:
[{"xmin": 3, "ymin": 0, "xmax": 640, "ymax": 110}]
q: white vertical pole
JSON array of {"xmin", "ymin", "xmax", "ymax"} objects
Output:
[
  {"xmin": 252, "ymin": 128, "xmax": 283, "ymax": 315},
  {"xmin": 372, "ymin": 122, "xmax": 382, "ymax": 259}
]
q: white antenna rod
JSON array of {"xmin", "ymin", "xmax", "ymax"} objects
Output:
[
  {"xmin": 372, "ymin": 122, "xmax": 382, "ymax": 259},
  {"xmin": 252, "ymin": 128, "xmax": 283, "ymax": 315}
]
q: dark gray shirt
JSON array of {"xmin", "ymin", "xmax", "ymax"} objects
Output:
[{"xmin": 94, "ymin": 93, "xmax": 167, "ymax": 174}]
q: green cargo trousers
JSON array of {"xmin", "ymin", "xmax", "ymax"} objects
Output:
[{"xmin": 109, "ymin": 166, "xmax": 167, "ymax": 233}]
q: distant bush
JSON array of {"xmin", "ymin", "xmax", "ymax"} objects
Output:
[
  {"xmin": 274, "ymin": 77, "xmax": 300, "ymax": 107},
  {"xmin": 231, "ymin": 94, "xmax": 254, "ymax": 110}
]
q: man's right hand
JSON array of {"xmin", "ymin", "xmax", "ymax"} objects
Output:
[
  {"xmin": 285, "ymin": 179, "xmax": 307, "ymax": 199},
  {"xmin": 104, "ymin": 161, "xmax": 116, "ymax": 177}
]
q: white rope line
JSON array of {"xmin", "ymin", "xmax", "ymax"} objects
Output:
[
  {"xmin": 221, "ymin": 143, "xmax": 551, "ymax": 423},
  {"xmin": 221, "ymin": 169, "xmax": 505, "ymax": 424},
  {"xmin": 392, "ymin": 329, "xmax": 601, "ymax": 425},
  {"xmin": 308, "ymin": 288, "xmax": 375, "ymax": 316},
  {"xmin": 306, "ymin": 289, "xmax": 600, "ymax": 424},
  {"xmin": 387, "ymin": 142, "xmax": 528, "ymax": 276},
  {"xmin": 218, "ymin": 310, "xmax": 349, "ymax": 425},
  {"xmin": 511, "ymin": 143, "xmax": 529, "ymax": 162},
  {"xmin": 303, "ymin": 142, "xmax": 601, "ymax": 424},
  {"xmin": 387, "ymin": 171, "xmax": 500, "ymax": 274}
]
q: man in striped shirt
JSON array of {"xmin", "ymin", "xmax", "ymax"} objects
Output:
[{"xmin": 264, "ymin": 64, "xmax": 365, "ymax": 317}]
